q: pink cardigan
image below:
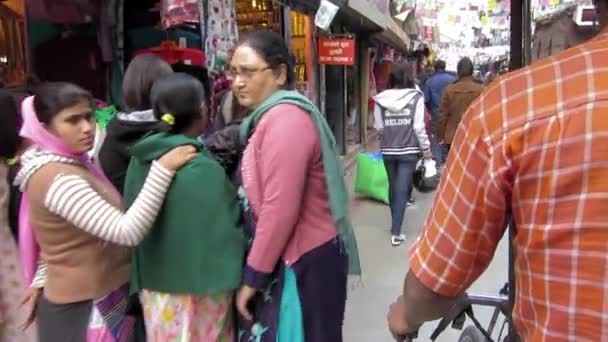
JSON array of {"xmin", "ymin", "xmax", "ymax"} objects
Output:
[{"xmin": 241, "ymin": 104, "xmax": 337, "ymax": 277}]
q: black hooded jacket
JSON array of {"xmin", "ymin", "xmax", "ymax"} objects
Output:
[{"xmin": 99, "ymin": 110, "xmax": 162, "ymax": 193}]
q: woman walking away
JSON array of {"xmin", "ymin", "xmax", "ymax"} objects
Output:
[
  {"xmin": 373, "ymin": 62, "xmax": 432, "ymax": 246},
  {"xmin": 99, "ymin": 54, "xmax": 173, "ymax": 192},
  {"xmin": 15, "ymin": 82, "xmax": 196, "ymax": 342},
  {"xmin": 0, "ymin": 90, "xmax": 36, "ymax": 342},
  {"xmin": 124, "ymin": 73, "xmax": 245, "ymax": 341},
  {"xmin": 230, "ymin": 30, "xmax": 360, "ymax": 342}
]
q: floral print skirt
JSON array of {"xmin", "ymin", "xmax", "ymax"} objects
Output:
[{"xmin": 139, "ymin": 290, "xmax": 234, "ymax": 342}]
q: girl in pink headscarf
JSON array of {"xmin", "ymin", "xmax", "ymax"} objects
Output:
[{"xmin": 15, "ymin": 82, "xmax": 196, "ymax": 342}]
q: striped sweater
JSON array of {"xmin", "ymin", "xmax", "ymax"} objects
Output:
[{"xmin": 15, "ymin": 149, "xmax": 174, "ymax": 288}]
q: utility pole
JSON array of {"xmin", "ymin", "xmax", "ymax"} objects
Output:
[{"xmin": 510, "ymin": 0, "xmax": 532, "ymax": 70}]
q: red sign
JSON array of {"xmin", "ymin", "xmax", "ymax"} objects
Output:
[{"xmin": 318, "ymin": 38, "xmax": 356, "ymax": 65}]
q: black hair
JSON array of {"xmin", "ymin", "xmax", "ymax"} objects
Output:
[
  {"xmin": 33, "ymin": 82, "xmax": 94, "ymax": 125},
  {"xmin": 389, "ymin": 62, "xmax": 417, "ymax": 89},
  {"xmin": 457, "ymin": 57, "xmax": 475, "ymax": 78},
  {"xmin": 239, "ymin": 30, "xmax": 295, "ymax": 90},
  {"xmin": 434, "ymin": 60, "xmax": 447, "ymax": 71},
  {"xmin": 0, "ymin": 90, "xmax": 22, "ymax": 158},
  {"xmin": 25, "ymin": 74, "xmax": 41, "ymax": 95},
  {"xmin": 150, "ymin": 73, "xmax": 206, "ymax": 134},
  {"xmin": 122, "ymin": 54, "xmax": 173, "ymax": 111}
]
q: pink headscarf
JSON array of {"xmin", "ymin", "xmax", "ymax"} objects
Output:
[{"xmin": 18, "ymin": 96, "xmax": 116, "ymax": 284}]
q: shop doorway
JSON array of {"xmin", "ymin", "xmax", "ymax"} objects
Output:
[{"xmin": 0, "ymin": 0, "xmax": 26, "ymax": 86}]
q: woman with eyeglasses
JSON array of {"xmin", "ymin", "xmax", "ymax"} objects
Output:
[{"xmin": 229, "ymin": 30, "xmax": 360, "ymax": 342}]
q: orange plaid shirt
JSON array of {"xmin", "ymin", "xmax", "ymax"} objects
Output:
[{"xmin": 410, "ymin": 28, "xmax": 608, "ymax": 341}]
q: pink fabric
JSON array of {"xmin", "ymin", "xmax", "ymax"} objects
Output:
[
  {"xmin": 87, "ymin": 319, "xmax": 134, "ymax": 342},
  {"xmin": 161, "ymin": 0, "xmax": 200, "ymax": 29},
  {"xmin": 18, "ymin": 96, "xmax": 117, "ymax": 284},
  {"xmin": 241, "ymin": 104, "xmax": 337, "ymax": 273}
]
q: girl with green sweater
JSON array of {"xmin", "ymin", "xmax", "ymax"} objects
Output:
[{"xmin": 123, "ymin": 73, "xmax": 245, "ymax": 341}]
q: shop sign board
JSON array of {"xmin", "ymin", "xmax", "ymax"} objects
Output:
[{"xmin": 318, "ymin": 38, "xmax": 356, "ymax": 65}]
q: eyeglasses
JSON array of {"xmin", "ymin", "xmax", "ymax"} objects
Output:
[{"xmin": 227, "ymin": 66, "xmax": 271, "ymax": 81}]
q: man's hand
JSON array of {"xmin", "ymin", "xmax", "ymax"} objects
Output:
[{"xmin": 387, "ymin": 295, "xmax": 419, "ymax": 340}]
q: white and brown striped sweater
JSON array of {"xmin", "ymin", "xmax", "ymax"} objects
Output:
[{"xmin": 15, "ymin": 149, "xmax": 174, "ymax": 302}]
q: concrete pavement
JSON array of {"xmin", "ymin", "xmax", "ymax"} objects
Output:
[{"xmin": 342, "ymin": 163, "xmax": 510, "ymax": 342}]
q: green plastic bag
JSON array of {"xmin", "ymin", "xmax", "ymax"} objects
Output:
[
  {"xmin": 95, "ymin": 105, "xmax": 118, "ymax": 130},
  {"xmin": 354, "ymin": 152, "xmax": 389, "ymax": 204}
]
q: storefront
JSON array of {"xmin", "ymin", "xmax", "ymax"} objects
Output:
[
  {"xmin": 0, "ymin": 0, "xmax": 26, "ymax": 87},
  {"xmin": 236, "ymin": 0, "xmax": 281, "ymax": 33},
  {"xmin": 316, "ymin": 0, "xmax": 411, "ymax": 155},
  {"xmin": 290, "ymin": 10, "xmax": 317, "ymax": 103},
  {"xmin": 234, "ymin": 0, "xmax": 318, "ymax": 103}
]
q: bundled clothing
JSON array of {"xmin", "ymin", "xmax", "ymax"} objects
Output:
[
  {"xmin": 212, "ymin": 89, "xmax": 249, "ymax": 132},
  {"xmin": 15, "ymin": 96, "xmax": 176, "ymax": 342},
  {"xmin": 204, "ymin": 124, "xmax": 242, "ymax": 180},
  {"xmin": 237, "ymin": 90, "xmax": 359, "ymax": 342},
  {"xmin": 124, "ymin": 132, "xmax": 245, "ymax": 341},
  {"xmin": 99, "ymin": 110, "xmax": 162, "ymax": 192}
]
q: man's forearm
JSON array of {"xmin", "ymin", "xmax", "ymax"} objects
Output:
[{"xmin": 403, "ymin": 270, "xmax": 462, "ymax": 327}]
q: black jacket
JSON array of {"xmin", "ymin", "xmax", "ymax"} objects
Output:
[{"xmin": 99, "ymin": 110, "xmax": 162, "ymax": 193}]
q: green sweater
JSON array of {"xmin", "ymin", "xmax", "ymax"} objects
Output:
[{"xmin": 124, "ymin": 133, "xmax": 245, "ymax": 295}]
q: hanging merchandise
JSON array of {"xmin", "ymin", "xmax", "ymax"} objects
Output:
[
  {"xmin": 135, "ymin": 40, "xmax": 205, "ymax": 66},
  {"xmin": 205, "ymin": 0, "xmax": 239, "ymax": 74},
  {"xmin": 161, "ymin": 0, "xmax": 200, "ymax": 29},
  {"xmin": 28, "ymin": 0, "xmax": 99, "ymax": 23}
]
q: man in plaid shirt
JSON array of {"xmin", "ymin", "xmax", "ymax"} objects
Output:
[{"xmin": 388, "ymin": 2, "xmax": 608, "ymax": 341}]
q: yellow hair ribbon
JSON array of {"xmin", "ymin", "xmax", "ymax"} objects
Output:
[
  {"xmin": 161, "ymin": 113, "xmax": 175, "ymax": 126},
  {"xmin": 7, "ymin": 156, "xmax": 19, "ymax": 166}
]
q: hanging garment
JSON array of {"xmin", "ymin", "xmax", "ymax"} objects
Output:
[
  {"xmin": 126, "ymin": 27, "xmax": 202, "ymax": 53},
  {"xmin": 133, "ymin": 41, "xmax": 206, "ymax": 67},
  {"xmin": 205, "ymin": 0, "xmax": 238, "ymax": 74},
  {"xmin": 27, "ymin": 0, "xmax": 100, "ymax": 23},
  {"xmin": 160, "ymin": 0, "xmax": 200, "ymax": 29},
  {"xmin": 34, "ymin": 35, "xmax": 106, "ymax": 99}
]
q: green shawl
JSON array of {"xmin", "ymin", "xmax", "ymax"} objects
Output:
[
  {"xmin": 240, "ymin": 90, "xmax": 361, "ymax": 275},
  {"xmin": 124, "ymin": 133, "xmax": 246, "ymax": 294}
]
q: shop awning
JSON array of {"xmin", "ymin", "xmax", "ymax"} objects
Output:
[
  {"xmin": 374, "ymin": 19, "xmax": 411, "ymax": 51},
  {"xmin": 346, "ymin": 0, "xmax": 389, "ymax": 29}
]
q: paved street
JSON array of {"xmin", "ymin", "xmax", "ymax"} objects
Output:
[{"xmin": 342, "ymin": 164, "xmax": 510, "ymax": 342}]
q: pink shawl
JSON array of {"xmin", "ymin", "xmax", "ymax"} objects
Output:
[{"xmin": 18, "ymin": 96, "xmax": 116, "ymax": 284}]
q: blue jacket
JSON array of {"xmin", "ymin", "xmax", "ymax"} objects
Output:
[{"xmin": 423, "ymin": 71, "xmax": 457, "ymax": 118}]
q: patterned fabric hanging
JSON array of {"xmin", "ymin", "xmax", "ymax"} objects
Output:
[
  {"xmin": 160, "ymin": 0, "xmax": 200, "ymax": 29},
  {"xmin": 205, "ymin": 0, "xmax": 238, "ymax": 74}
]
